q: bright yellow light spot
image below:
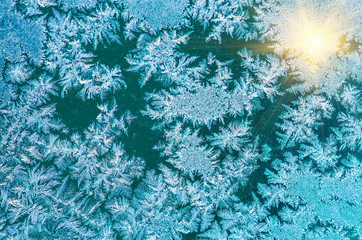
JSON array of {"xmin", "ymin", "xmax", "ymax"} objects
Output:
[
  {"xmin": 274, "ymin": 0, "xmax": 351, "ymax": 72},
  {"xmin": 288, "ymin": 18, "xmax": 341, "ymax": 65}
]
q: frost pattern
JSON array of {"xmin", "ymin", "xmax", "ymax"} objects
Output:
[
  {"xmin": 0, "ymin": 0, "xmax": 44, "ymax": 70},
  {"xmin": 122, "ymin": 0, "xmax": 189, "ymax": 37},
  {"xmin": 0, "ymin": 0, "xmax": 361, "ymax": 239}
]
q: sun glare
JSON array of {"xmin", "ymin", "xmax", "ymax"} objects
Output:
[
  {"xmin": 276, "ymin": 0, "xmax": 350, "ymax": 70},
  {"xmin": 289, "ymin": 17, "xmax": 341, "ymax": 65}
]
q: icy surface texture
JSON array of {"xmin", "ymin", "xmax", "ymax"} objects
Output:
[{"xmin": 0, "ymin": 0, "xmax": 361, "ymax": 239}]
